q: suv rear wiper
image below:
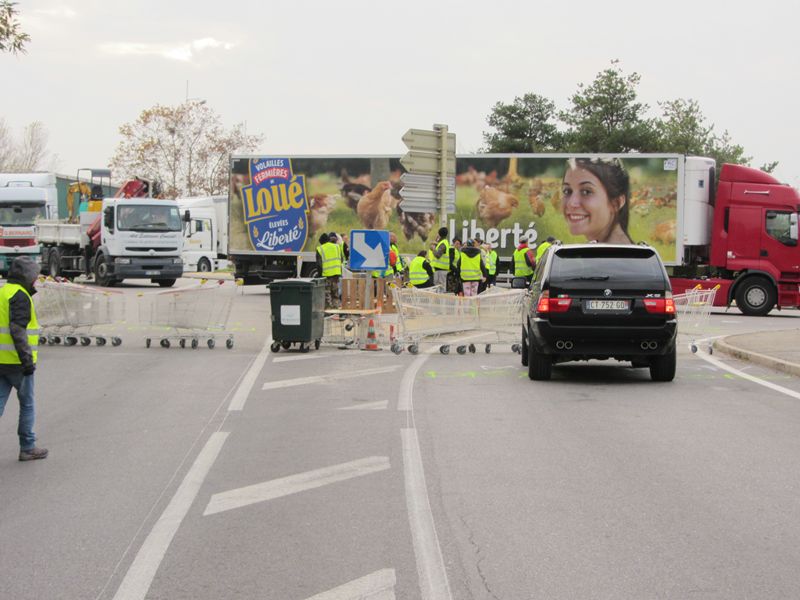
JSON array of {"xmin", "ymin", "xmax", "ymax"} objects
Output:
[{"xmin": 566, "ymin": 276, "xmax": 610, "ymax": 281}]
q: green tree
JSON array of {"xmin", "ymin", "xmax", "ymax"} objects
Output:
[
  {"xmin": 562, "ymin": 60, "xmax": 658, "ymax": 152},
  {"xmin": 656, "ymin": 98, "xmax": 713, "ymax": 154},
  {"xmin": 0, "ymin": 1, "xmax": 29, "ymax": 54},
  {"xmin": 110, "ymin": 101, "xmax": 263, "ymax": 198},
  {"xmin": 482, "ymin": 93, "xmax": 563, "ymax": 152}
]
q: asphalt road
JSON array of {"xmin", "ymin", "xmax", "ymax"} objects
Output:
[{"xmin": 2, "ymin": 280, "xmax": 800, "ymax": 599}]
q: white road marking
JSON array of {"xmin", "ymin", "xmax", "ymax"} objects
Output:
[
  {"xmin": 273, "ymin": 352, "xmax": 385, "ymax": 363},
  {"xmin": 696, "ymin": 347, "xmax": 800, "ymax": 401},
  {"xmin": 204, "ymin": 456, "xmax": 391, "ymax": 516},
  {"xmin": 304, "ymin": 569, "xmax": 396, "ymax": 600},
  {"xmin": 339, "ymin": 400, "xmax": 389, "ymax": 410},
  {"xmin": 112, "ymin": 432, "xmax": 229, "ymax": 600},
  {"xmin": 262, "ymin": 366, "xmax": 401, "ymax": 390},
  {"xmin": 228, "ymin": 339, "xmax": 271, "ymax": 411},
  {"xmin": 402, "ymin": 428, "xmax": 453, "ymax": 600}
]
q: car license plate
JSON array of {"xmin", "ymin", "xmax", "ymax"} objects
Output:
[
  {"xmin": 586, "ymin": 299, "xmax": 629, "ymax": 311},
  {"xmin": 145, "ymin": 270, "xmax": 161, "ymax": 276}
]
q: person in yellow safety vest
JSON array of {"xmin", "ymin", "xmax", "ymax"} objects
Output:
[
  {"xmin": 389, "ymin": 232, "xmax": 405, "ymax": 278},
  {"xmin": 0, "ymin": 256, "xmax": 48, "ymax": 461},
  {"xmin": 448, "ymin": 237, "xmax": 463, "ymax": 294},
  {"xmin": 458, "ymin": 239, "xmax": 489, "ymax": 297},
  {"xmin": 475, "ymin": 236, "xmax": 496, "ymax": 293},
  {"xmin": 536, "ymin": 235, "xmax": 555, "ymax": 263},
  {"xmin": 316, "ymin": 233, "xmax": 343, "ymax": 309},
  {"xmin": 407, "ymin": 251, "xmax": 434, "ymax": 288},
  {"xmin": 429, "ymin": 227, "xmax": 450, "ymax": 290},
  {"xmin": 513, "ymin": 234, "xmax": 536, "ymax": 284},
  {"xmin": 328, "ymin": 231, "xmax": 349, "ymax": 269}
]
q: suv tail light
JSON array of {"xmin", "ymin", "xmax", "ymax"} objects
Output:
[
  {"xmin": 643, "ymin": 292, "xmax": 675, "ymax": 314},
  {"xmin": 537, "ymin": 290, "xmax": 572, "ymax": 314}
]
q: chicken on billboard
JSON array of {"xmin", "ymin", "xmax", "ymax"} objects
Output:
[{"xmin": 229, "ymin": 154, "xmax": 680, "ymax": 264}]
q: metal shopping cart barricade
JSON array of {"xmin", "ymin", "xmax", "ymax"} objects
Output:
[
  {"xmin": 34, "ymin": 277, "xmax": 124, "ymax": 346},
  {"xmin": 673, "ymin": 287, "xmax": 718, "ymax": 353},
  {"xmin": 390, "ymin": 286, "xmax": 525, "ymax": 355},
  {"xmin": 139, "ymin": 279, "xmax": 238, "ymax": 349}
]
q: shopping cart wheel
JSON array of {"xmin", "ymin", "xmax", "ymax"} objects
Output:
[
  {"xmin": 270, "ymin": 341, "xmax": 281, "ymax": 353},
  {"xmin": 80, "ymin": 337, "xmax": 91, "ymax": 346},
  {"xmin": 391, "ymin": 343, "xmax": 402, "ymax": 355},
  {"xmin": 192, "ymin": 338, "xmax": 199, "ymax": 350},
  {"xmin": 207, "ymin": 339, "xmax": 216, "ymax": 349},
  {"xmin": 226, "ymin": 338, "xmax": 234, "ymax": 350},
  {"xmin": 457, "ymin": 345, "xmax": 467, "ymax": 355},
  {"xmin": 344, "ymin": 322, "xmax": 354, "ymax": 332},
  {"xmin": 468, "ymin": 343, "xmax": 476, "ymax": 354},
  {"xmin": 511, "ymin": 343, "xmax": 521, "ymax": 353},
  {"xmin": 39, "ymin": 335, "xmax": 46, "ymax": 345},
  {"xmin": 708, "ymin": 344, "xmax": 713, "ymax": 355},
  {"xmin": 65, "ymin": 336, "xmax": 78, "ymax": 346},
  {"xmin": 111, "ymin": 337, "xmax": 122, "ymax": 347},
  {"xmin": 440, "ymin": 345, "xmax": 450, "ymax": 355},
  {"xmin": 179, "ymin": 339, "xmax": 186, "ymax": 349},
  {"xmin": 160, "ymin": 338, "xmax": 169, "ymax": 349},
  {"xmin": 408, "ymin": 344, "xmax": 419, "ymax": 355},
  {"xmin": 49, "ymin": 336, "xmax": 61, "ymax": 345},
  {"xmin": 96, "ymin": 337, "xmax": 107, "ymax": 346},
  {"xmin": 145, "ymin": 338, "xmax": 151, "ymax": 348},
  {"xmin": 281, "ymin": 341, "xmax": 291, "ymax": 350},
  {"xmin": 485, "ymin": 344, "xmax": 492, "ymax": 354},
  {"xmin": 299, "ymin": 343, "xmax": 309, "ymax": 353},
  {"xmin": 690, "ymin": 344, "xmax": 698, "ymax": 354}
]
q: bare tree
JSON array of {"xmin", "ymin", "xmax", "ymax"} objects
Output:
[
  {"xmin": 0, "ymin": 0, "xmax": 29, "ymax": 54},
  {"xmin": 0, "ymin": 119, "xmax": 51, "ymax": 171},
  {"xmin": 110, "ymin": 101, "xmax": 262, "ymax": 198}
]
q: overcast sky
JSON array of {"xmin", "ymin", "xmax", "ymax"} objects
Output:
[{"xmin": 5, "ymin": 0, "xmax": 799, "ymax": 186}]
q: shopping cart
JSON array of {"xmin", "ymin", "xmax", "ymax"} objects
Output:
[
  {"xmin": 139, "ymin": 279, "xmax": 238, "ymax": 349},
  {"xmin": 390, "ymin": 286, "xmax": 525, "ymax": 355},
  {"xmin": 34, "ymin": 277, "xmax": 124, "ymax": 346},
  {"xmin": 673, "ymin": 287, "xmax": 718, "ymax": 353}
]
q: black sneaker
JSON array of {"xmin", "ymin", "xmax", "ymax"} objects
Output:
[{"xmin": 19, "ymin": 447, "xmax": 48, "ymax": 461}]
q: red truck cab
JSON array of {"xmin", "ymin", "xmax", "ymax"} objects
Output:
[{"xmin": 709, "ymin": 164, "xmax": 800, "ymax": 314}]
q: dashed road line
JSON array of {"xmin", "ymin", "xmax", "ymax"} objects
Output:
[{"xmin": 304, "ymin": 569, "xmax": 396, "ymax": 600}]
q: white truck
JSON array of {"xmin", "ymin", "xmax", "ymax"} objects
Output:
[
  {"xmin": 39, "ymin": 194, "xmax": 187, "ymax": 287},
  {"xmin": 176, "ymin": 196, "xmax": 228, "ymax": 272},
  {"xmin": 0, "ymin": 173, "xmax": 59, "ymax": 276}
]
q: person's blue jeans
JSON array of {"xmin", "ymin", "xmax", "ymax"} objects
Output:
[{"xmin": 0, "ymin": 373, "xmax": 36, "ymax": 451}]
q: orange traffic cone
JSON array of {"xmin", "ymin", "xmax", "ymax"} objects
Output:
[{"xmin": 363, "ymin": 318, "xmax": 380, "ymax": 351}]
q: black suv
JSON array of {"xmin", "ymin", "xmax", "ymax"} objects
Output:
[{"xmin": 521, "ymin": 244, "xmax": 677, "ymax": 381}]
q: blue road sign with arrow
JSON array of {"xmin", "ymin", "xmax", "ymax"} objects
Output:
[{"xmin": 349, "ymin": 230, "xmax": 390, "ymax": 271}]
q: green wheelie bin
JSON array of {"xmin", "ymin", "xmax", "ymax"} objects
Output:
[{"xmin": 268, "ymin": 278, "xmax": 326, "ymax": 353}]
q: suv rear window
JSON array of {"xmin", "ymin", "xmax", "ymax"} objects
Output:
[{"xmin": 549, "ymin": 246, "xmax": 666, "ymax": 285}]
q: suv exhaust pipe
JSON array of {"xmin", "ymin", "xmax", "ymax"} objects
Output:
[
  {"xmin": 556, "ymin": 340, "xmax": 565, "ymax": 349},
  {"xmin": 640, "ymin": 341, "xmax": 659, "ymax": 350},
  {"xmin": 564, "ymin": 341, "xmax": 573, "ymax": 350}
]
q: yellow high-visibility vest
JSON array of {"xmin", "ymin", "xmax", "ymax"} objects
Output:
[
  {"xmin": 459, "ymin": 253, "xmax": 482, "ymax": 281},
  {"xmin": 0, "ymin": 283, "xmax": 39, "ymax": 365},
  {"xmin": 431, "ymin": 239, "xmax": 450, "ymax": 271},
  {"xmin": 318, "ymin": 242, "xmax": 343, "ymax": 277},
  {"xmin": 487, "ymin": 250, "xmax": 498, "ymax": 275},
  {"xmin": 513, "ymin": 247, "xmax": 534, "ymax": 277},
  {"xmin": 408, "ymin": 256, "xmax": 430, "ymax": 287}
]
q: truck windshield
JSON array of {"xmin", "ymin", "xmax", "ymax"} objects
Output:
[
  {"xmin": 0, "ymin": 204, "xmax": 47, "ymax": 225},
  {"xmin": 117, "ymin": 205, "xmax": 182, "ymax": 232}
]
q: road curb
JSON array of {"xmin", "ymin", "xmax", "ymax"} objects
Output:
[{"xmin": 713, "ymin": 335, "xmax": 800, "ymax": 378}]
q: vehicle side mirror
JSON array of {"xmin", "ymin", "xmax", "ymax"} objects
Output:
[
  {"xmin": 183, "ymin": 209, "xmax": 191, "ymax": 222},
  {"xmin": 103, "ymin": 206, "xmax": 114, "ymax": 230},
  {"xmin": 511, "ymin": 277, "xmax": 528, "ymax": 289}
]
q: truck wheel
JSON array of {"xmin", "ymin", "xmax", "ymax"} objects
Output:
[
  {"xmin": 735, "ymin": 277, "xmax": 776, "ymax": 316},
  {"xmin": 94, "ymin": 255, "xmax": 115, "ymax": 287},
  {"xmin": 157, "ymin": 279, "xmax": 177, "ymax": 288},
  {"xmin": 197, "ymin": 258, "xmax": 211, "ymax": 272},
  {"xmin": 48, "ymin": 248, "xmax": 60, "ymax": 277}
]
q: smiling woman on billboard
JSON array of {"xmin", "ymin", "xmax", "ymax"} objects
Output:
[{"xmin": 560, "ymin": 157, "xmax": 633, "ymax": 244}]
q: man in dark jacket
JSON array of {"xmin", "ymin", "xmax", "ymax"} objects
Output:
[{"xmin": 0, "ymin": 256, "xmax": 48, "ymax": 461}]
